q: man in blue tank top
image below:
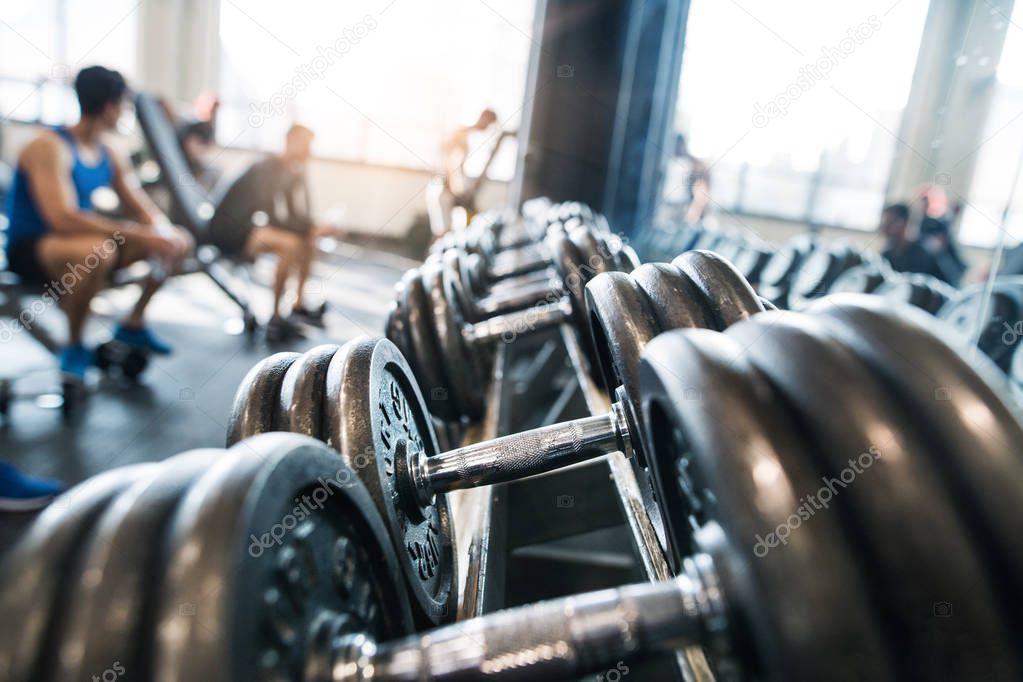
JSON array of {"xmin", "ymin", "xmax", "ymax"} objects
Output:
[{"xmin": 4, "ymin": 66, "xmax": 193, "ymax": 379}]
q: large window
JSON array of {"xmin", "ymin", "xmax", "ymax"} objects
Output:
[
  {"xmin": 217, "ymin": 0, "xmax": 535, "ymax": 177},
  {"xmin": 661, "ymin": 0, "xmax": 929, "ymax": 230},
  {"xmin": 0, "ymin": 1, "xmax": 138, "ymax": 125},
  {"xmin": 959, "ymin": 0, "xmax": 1023, "ymax": 248}
]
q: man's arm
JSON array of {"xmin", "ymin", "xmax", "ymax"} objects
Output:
[
  {"xmin": 108, "ymin": 147, "xmax": 164, "ymax": 227},
  {"xmin": 22, "ymin": 133, "xmax": 133, "ymax": 239}
]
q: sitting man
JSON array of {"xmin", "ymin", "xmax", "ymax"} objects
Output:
[
  {"xmin": 4, "ymin": 65, "xmax": 193, "ymax": 380},
  {"xmin": 208, "ymin": 124, "xmax": 332, "ymax": 340}
]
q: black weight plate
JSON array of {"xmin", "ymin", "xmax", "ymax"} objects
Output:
[
  {"xmin": 50, "ymin": 450, "xmax": 219, "ymax": 682},
  {"xmin": 0, "ymin": 463, "xmax": 155, "ymax": 682},
  {"xmin": 829, "ymin": 263, "xmax": 887, "ymax": 295},
  {"xmin": 549, "ymin": 229, "xmax": 594, "ymax": 350},
  {"xmin": 939, "ymin": 285, "xmax": 1023, "ymax": 371},
  {"xmin": 1013, "ymin": 340, "xmax": 1023, "ymax": 390},
  {"xmin": 759, "ymin": 240, "xmax": 806, "ymax": 287},
  {"xmin": 154, "ymin": 433, "xmax": 414, "ymax": 681},
  {"xmin": 277, "ymin": 344, "xmax": 339, "ymax": 438},
  {"xmin": 758, "ymin": 296, "xmax": 778, "ymax": 311},
  {"xmin": 226, "ymin": 351, "xmax": 301, "ymax": 445},
  {"xmin": 811, "ymin": 295, "xmax": 1023, "ymax": 650},
  {"xmin": 788, "ymin": 248, "xmax": 836, "ymax": 307},
  {"xmin": 732, "ymin": 246, "xmax": 773, "ymax": 285},
  {"xmin": 631, "ymin": 262, "xmax": 715, "ymax": 335},
  {"xmin": 325, "ymin": 336, "xmax": 456, "ymax": 626},
  {"xmin": 427, "ymin": 261, "xmax": 487, "ymax": 419},
  {"xmin": 442, "ymin": 250, "xmax": 481, "ymax": 322},
  {"xmin": 639, "ymin": 330, "xmax": 896, "ymax": 682},
  {"xmin": 570, "ymin": 224, "xmax": 613, "ymax": 275},
  {"xmin": 731, "ymin": 311, "xmax": 1019, "ymax": 680},
  {"xmin": 384, "ymin": 297, "xmax": 413, "ymax": 366},
  {"xmin": 672, "ymin": 250, "xmax": 764, "ymax": 328},
  {"xmin": 403, "ymin": 268, "xmax": 465, "ymax": 420}
]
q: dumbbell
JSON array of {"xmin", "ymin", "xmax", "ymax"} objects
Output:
[
  {"xmin": 228, "ymin": 258, "xmax": 766, "ymax": 624},
  {"xmin": 939, "ymin": 277, "xmax": 1023, "ymax": 372},
  {"xmin": 757, "ymin": 235, "xmax": 815, "ymax": 307},
  {"xmin": 829, "ymin": 261, "xmax": 958, "ymax": 315},
  {"xmin": 387, "ymin": 225, "xmax": 643, "ymax": 421},
  {"xmin": 786, "ymin": 243, "xmax": 866, "ymax": 309},
  {"xmin": 21, "ymin": 299, "xmax": 1022, "ymax": 680}
]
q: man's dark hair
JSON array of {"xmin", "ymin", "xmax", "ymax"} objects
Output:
[
  {"xmin": 882, "ymin": 202, "xmax": 910, "ymax": 222},
  {"xmin": 74, "ymin": 66, "xmax": 127, "ymax": 116}
]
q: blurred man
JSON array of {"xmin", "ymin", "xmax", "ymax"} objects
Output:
[
  {"xmin": 208, "ymin": 124, "xmax": 335, "ymax": 340},
  {"xmin": 3, "ymin": 65, "xmax": 193, "ymax": 380},
  {"xmin": 176, "ymin": 120, "xmax": 220, "ymax": 192},
  {"xmin": 916, "ymin": 185, "xmax": 966, "ymax": 285},
  {"xmin": 428, "ymin": 109, "xmax": 498, "ymax": 235},
  {"xmin": 878, "ymin": 202, "xmax": 944, "ymax": 280}
]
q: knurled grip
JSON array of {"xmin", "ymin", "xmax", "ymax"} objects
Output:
[{"xmin": 358, "ymin": 574, "xmax": 708, "ymax": 681}]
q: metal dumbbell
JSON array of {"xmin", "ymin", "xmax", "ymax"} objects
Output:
[
  {"xmin": 229, "ymin": 254, "xmax": 765, "ymax": 624},
  {"xmin": 18, "ymin": 297, "xmax": 1022, "ymax": 680},
  {"xmin": 939, "ymin": 277, "xmax": 1023, "ymax": 372},
  {"xmin": 387, "ymin": 225, "xmax": 641, "ymax": 421},
  {"xmin": 786, "ymin": 242, "xmax": 866, "ymax": 310}
]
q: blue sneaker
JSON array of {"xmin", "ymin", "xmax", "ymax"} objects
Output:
[
  {"xmin": 0, "ymin": 461, "xmax": 64, "ymax": 511},
  {"xmin": 114, "ymin": 324, "xmax": 173, "ymax": 355},
  {"xmin": 59, "ymin": 343, "xmax": 94, "ymax": 381}
]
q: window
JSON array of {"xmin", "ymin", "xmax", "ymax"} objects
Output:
[
  {"xmin": 959, "ymin": 1, "xmax": 1023, "ymax": 248},
  {"xmin": 217, "ymin": 0, "xmax": 535, "ymax": 177},
  {"xmin": 659, "ymin": 0, "xmax": 929, "ymax": 231},
  {"xmin": 0, "ymin": 0, "xmax": 139, "ymax": 125}
]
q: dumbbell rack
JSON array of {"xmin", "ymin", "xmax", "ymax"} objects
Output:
[{"xmin": 449, "ymin": 324, "xmax": 714, "ymax": 682}]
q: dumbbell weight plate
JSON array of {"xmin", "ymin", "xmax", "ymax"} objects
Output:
[
  {"xmin": 277, "ymin": 344, "xmax": 339, "ymax": 437},
  {"xmin": 639, "ymin": 331, "xmax": 896, "ymax": 682},
  {"xmin": 1013, "ymin": 341, "xmax": 1023, "ymax": 392},
  {"xmin": 50, "ymin": 451, "xmax": 219, "ymax": 681},
  {"xmin": 0, "ymin": 463, "xmax": 156, "ymax": 682},
  {"xmin": 813, "ymin": 296, "xmax": 1023, "ymax": 641},
  {"xmin": 154, "ymin": 433, "xmax": 414, "ymax": 681},
  {"xmin": 227, "ymin": 352, "xmax": 301, "ymax": 445},
  {"xmin": 425, "ymin": 260, "xmax": 488, "ymax": 419},
  {"xmin": 672, "ymin": 250, "xmax": 764, "ymax": 328},
  {"xmin": 400, "ymin": 271, "xmax": 463, "ymax": 419},
  {"xmin": 940, "ymin": 284, "xmax": 1023, "ymax": 371},
  {"xmin": 829, "ymin": 263, "xmax": 887, "ymax": 295},
  {"xmin": 325, "ymin": 337, "xmax": 456, "ymax": 626},
  {"xmin": 732, "ymin": 313, "xmax": 1018, "ymax": 680}
]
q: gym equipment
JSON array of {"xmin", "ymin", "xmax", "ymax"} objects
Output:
[
  {"xmin": 94, "ymin": 339, "xmax": 149, "ymax": 380},
  {"xmin": 830, "ymin": 263, "xmax": 959, "ymax": 314},
  {"xmin": 229, "ymin": 255, "xmax": 765, "ymax": 621},
  {"xmin": 387, "ymin": 224, "xmax": 641, "ymax": 421},
  {"xmin": 939, "ymin": 277, "xmax": 1023, "ymax": 372},
  {"xmin": 786, "ymin": 243, "xmax": 865, "ymax": 309},
  {"xmin": 10, "ymin": 297, "xmax": 1023, "ymax": 680},
  {"xmin": 756, "ymin": 236, "xmax": 815, "ymax": 307}
]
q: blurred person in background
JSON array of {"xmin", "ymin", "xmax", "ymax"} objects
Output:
[
  {"xmin": 207, "ymin": 124, "xmax": 343, "ymax": 341},
  {"xmin": 427, "ymin": 108, "xmax": 498, "ymax": 236},
  {"xmin": 3, "ymin": 65, "xmax": 193, "ymax": 380},
  {"xmin": 176, "ymin": 120, "xmax": 220, "ymax": 193},
  {"xmin": 878, "ymin": 202, "xmax": 945, "ymax": 281},
  {"xmin": 915, "ymin": 185, "xmax": 966, "ymax": 285}
]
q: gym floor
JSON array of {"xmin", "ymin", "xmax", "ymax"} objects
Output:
[{"xmin": 0, "ymin": 243, "xmax": 412, "ymax": 545}]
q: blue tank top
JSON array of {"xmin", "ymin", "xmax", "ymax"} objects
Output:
[{"xmin": 4, "ymin": 126, "xmax": 113, "ymax": 251}]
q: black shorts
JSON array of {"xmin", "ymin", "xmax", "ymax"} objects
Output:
[
  {"xmin": 5, "ymin": 236, "xmax": 51, "ymax": 285},
  {"xmin": 208, "ymin": 211, "xmax": 253, "ymax": 256}
]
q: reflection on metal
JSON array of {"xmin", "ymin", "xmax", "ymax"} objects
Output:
[{"xmin": 559, "ymin": 323, "xmax": 715, "ymax": 682}]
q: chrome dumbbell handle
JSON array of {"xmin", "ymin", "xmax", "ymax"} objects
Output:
[
  {"xmin": 472, "ymin": 274, "xmax": 564, "ymax": 317},
  {"xmin": 408, "ymin": 401, "xmax": 631, "ymax": 507},
  {"xmin": 462, "ymin": 297, "xmax": 572, "ymax": 346},
  {"xmin": 332, "ymin": 554, "xmax": 725, "ymax": 682}
]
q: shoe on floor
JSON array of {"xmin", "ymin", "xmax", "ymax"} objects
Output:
[
  {"xmin": 114, "ymin": 323, "xmax": 173, "ymax": 355},
  {"xmin": 0, "ymin": 461, "xmax": 64, "ymax": 512},
  {"xmin": 291, "ymin": 301, "xmax": 327, "ymax": 327},
  {"xmin": 58, "ymin": 343, "xmax": 94, "ymax": 381},
  {"xmin": 265, "ymin": 315, "xmax": 305, "ymax": 343}
]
